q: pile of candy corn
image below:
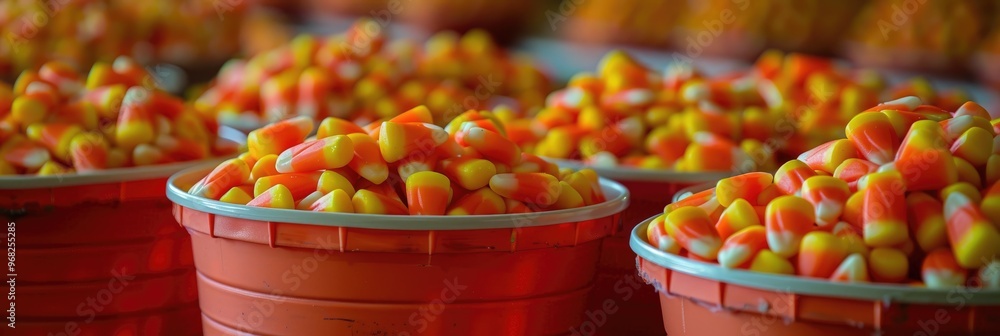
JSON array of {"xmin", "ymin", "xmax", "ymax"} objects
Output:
[
  {"xmin": 188, "ymin": 106, "xmax": 607, "ymax": 215},
  {"xmin": 512, "ymin": 50, "xmax": 778, "ymax": 173},
  {"xmin": 0, "ymin": 0, "xmax": 246, "ymax": 78},
  {"xmin": 515, "ymin": 49, "xmax": 973, "ymax": 173},
  {"xmin": 646, "ymin": 96, "xmax": 1000, "ymax": 287},
  {"xmin": 193, "ymin": 18, "xmax": 550, "ymax": 131},
  {"xmin": 0, "ymin": 58, "xmax": 238, "ymax": 175},
  {"xmin": 754, "ymin": 50, "xmax": 970, "ymax": 156}
]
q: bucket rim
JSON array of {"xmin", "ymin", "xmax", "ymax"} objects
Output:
[
  {"xmin": 545, "ymin": 157, "xmax": 733, "ymax": 183},
  {"xmin": 167, "ymin": 163, "xmax": 630, "ymax": 230},
  {"xmin": 0, "ymin": 157, "xmax": 231, "ymax": 190},
  {"xmin": 630, "ymin": 216, "xmax": 1000, "ymax": 305}
]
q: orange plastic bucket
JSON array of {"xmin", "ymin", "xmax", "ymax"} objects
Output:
[
  {"xmin": 167, "ymin": 164, "xmax": 630, "ymax": 336},
  {"xmin": 548, "ymin": 160, "xmax": 728, "ymax": 336},
  {"xmin": 630, "ymin": 187, "xmax": 1000, "ymax": 336},
  {"xmin": 1, "ymin": 160, "xmax": 223, "ymax": 336}
]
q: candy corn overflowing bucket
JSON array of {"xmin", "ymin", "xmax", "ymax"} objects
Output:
[
  {"xmin": 629, "ymin": 184, "xmax": 1000, "ymax": 336},
  {"xmin": 551, "ymin": 160, "xmax": 728, "ymax": 336},
  {"xmin": 167, "ymin": 164, "xmax": 629, "ymax": 336},
  {"xmin": 0, "ymin": 160, "xmax": 223, "ymax": 336}
]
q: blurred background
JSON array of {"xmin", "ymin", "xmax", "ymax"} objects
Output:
[{"xmin": 5, "ymin": 0, "xmax": 1000, "ymax": 91}]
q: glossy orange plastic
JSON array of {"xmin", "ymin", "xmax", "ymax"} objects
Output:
[
  {"xmin": 549, "ymin": 160, "xmax": 729, "ymax": 336},
  {"xmin": 0, "ymin": 160, "xmax": 219, "ymax": 336},
  {"xmin": 168, "ymin": 164, "xmax": 629, "ymax": 336},
  {"xmin": 632, "ymin": 188, "xmax": 1000, "ymax": 336}
]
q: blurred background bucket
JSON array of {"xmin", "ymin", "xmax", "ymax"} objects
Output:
[
  {"xmin": 630, "ymin": 210, "xmax": 1000, "ymax": 336},
  {"xmin": 549, "ymin": 160, "xmax": 728, "ymax": 336},
  {"xmin": 167, "ymin": 164, "xmax": 630, "ymax": 336},
  {"xmin": 0, "ymin": 159, "xmax": 225, "ymax": 336}
]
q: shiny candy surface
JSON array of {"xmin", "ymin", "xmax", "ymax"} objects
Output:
[
  {"xmin": 644, "ymin": 98, "xmax": 1000, "ymax": 287},
  {"xmin": 187, "ymin": 106, "xmax": 607, "ymax": 217}
]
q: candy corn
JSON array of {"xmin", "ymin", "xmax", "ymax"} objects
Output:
[
  {"xmin": 458, "ymin": 126, "xmax": 522, "ymax": 166},
  {"xmin": 773, "ymin": 160, "xmax": 816, "ymax": 195},
  {"xmin": 664, "ymin": 206, "xmax": 722, "ymax": 260},
  {"xmin": 248, "ymin": 116, "xmax": 315, "ymax": 160},
  {"xmin": 944, "ymin": 192, "xmax": 1000, "ymax": 269},
  {"xmin": 440, "ymin": 157, "xmax": 497, "ymax": 190},
  {"xmin": 647, "ymin": 214, "xmax": 681, "ymax": 254},
  {"xmin": 157, "ymin": 148, "xmax": 232, "ymax": 192},
  {"xmin": 714, "ymin": 198, "xmax": 761, "ymax": 241},
  {"xmin": 714, "ymin": 172, "xmax": 773, "ymax": 208},
  {"xmin": 296, "ymin": 191, "xmax": 325, "ymax": 210},
  {"xmin": 311, "ymin": 190, "xmax": 355, "ymax": 213},
  {"xmin": 26, "ymin": 123, "xmax": 82, "ymax": 161},
  {"xmin": 644, "ymin": 95, "xmax": 1000, "ymax": 287},
  {"xmin": 749, "ymin": 249, "xmax": 795, "ymax": 275},
  {"xmin": 489, "ymin": 172, "xmax": 561, "ymax": 206},
  {"xmin": 247, "ymin": 184, "xmax": 295, "ymax": 209},
  {"xmin": 894, "ymin": 120, "xmax": 957, "ymax": 191},
  {"xmin": 718, "ymin": 226, "xmax": 767, "ymax": 268},
  {"xmin": 251, "ymin": 154, "xmax": 280, "ymax": 181},
  {"xmin": 379, "ymin": 122, "xmax": 448, "ymax": 163},
  {"xmin": 405, "ymin": 171, "xmax": 453, "ymax": 215},
  {"xmin": 798, "ymin": 231, "xmax": 849, "ymax": 278},
  {"xmin": 352, "ymin": 189, "xmax": 408, "ymax": 215},
  {"xmin": 346, "ymin": 133, "xmax": 389, "ymax": 184},
  {"xmin": 188, "ymin": 106, "xmax": 607, "ymax": 217},
  {"xmin": 797, "ymin": 139, "xmax": 858, "ymax": 174},
  {"xmin": 921, "ymin": 248, "xmax": 967, "ymax": 288},
  {"xmin": 69, "ymin": 133, "xmax": 109, "ymax": 172},
  {"xmin": 317, "ymin": 116, "xmax": 367, "ymax": 138},
  {"xmin": 830, "ymin": 254, "xmax": 869, "ymax": 282},
  {"xmin": 906, "ymin": 192, "xmax": 948, "ymax": 252},
  {"xmin": 983, "ymin": 181, "xmax": 1000, "ymax": 225},
  {"xmin": 275, "ymin": 136, "xmax": 355, "ymax": 173},
  {"xmin": 833, "ymin": 158, "xmax": 879, "ymax": 192},
  {"xmin": 950, "ymin": 127, "xmax": 993, "ymax": 168},
  {"xmin": 860, "ymin": 171, "xmax": 909, "ymax": 247},
  {"xmin": 846, "ymin": 112, "xmax": 898, "ymax": 165},
  {"xmin": 220, "ymin": 186, "xmax": 254, "ymax": 205},
  {"xmin": 115, "ymin": 88, "xmax": 155, "ymax": 150},
  {"xmin": 869, "ymin": 247, "xmax": 908, "ymax": 283},
  {"xmin": 765, "ymin": 196, "xmax": 815, "ymax": 258},
  {"xmin": 254, "ymin": 172, "xmax": 323, "ymax": 200},
  {"xmin": 800, "ymin": 176, "xmax": 850, "ymax": 227}
]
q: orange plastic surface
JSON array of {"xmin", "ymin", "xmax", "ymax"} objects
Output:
[
  {"xmin": 175, "ymin": 204, "xmax": 620, "ymax": 335},
  {"xmin": 639, "ymin": 255, "xmax": 1000, "ymax": 335},
  {"xmin": 2, "ymin": 177, "xmax": 201, "ymax": 335}
]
